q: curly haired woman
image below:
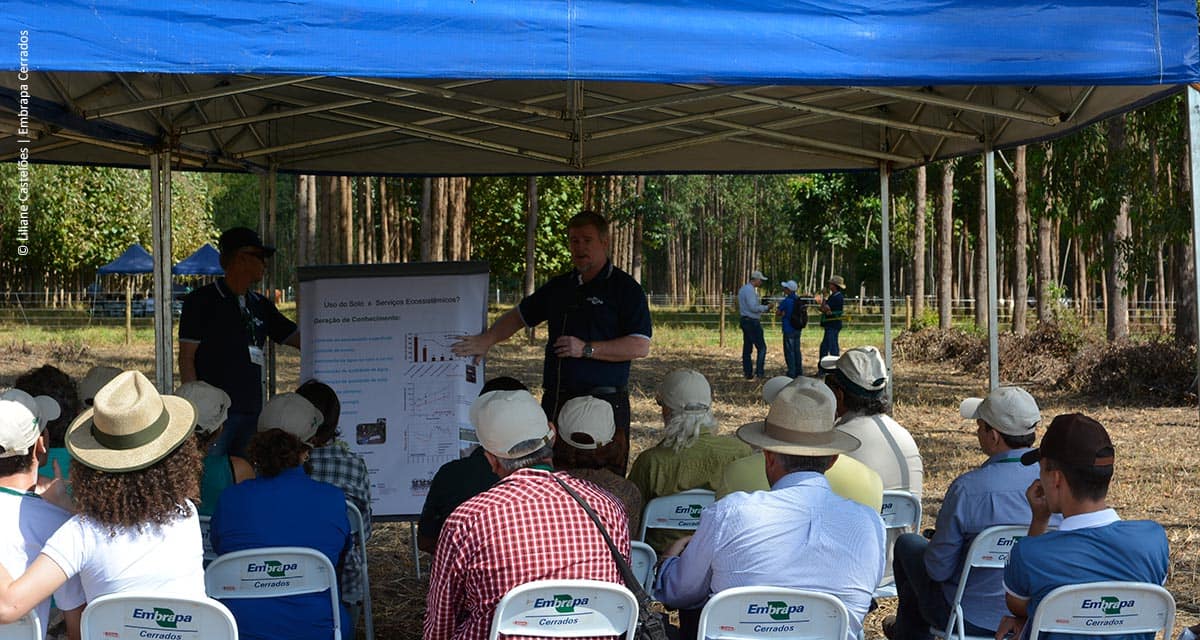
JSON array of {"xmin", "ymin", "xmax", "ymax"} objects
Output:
[{"xmin": 0, "ymin": 370, "xmax": 206, "ymax": 625}]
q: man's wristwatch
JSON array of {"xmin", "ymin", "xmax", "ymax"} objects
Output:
[{"xmin": 582, "ymin": 342, "xmax": 594, "ymax": 359}]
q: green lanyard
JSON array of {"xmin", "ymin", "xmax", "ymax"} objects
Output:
[{"xmin": 0, "ymin": 485, "xmax": 40, "ymax": 500}]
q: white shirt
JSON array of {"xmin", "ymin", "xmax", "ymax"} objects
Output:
[
  {"xmin": 1057, "ymin": 507, "xmax": 1120, "ymax": 531},
  {"xmin": 0, "ymin": 487, "xmax": 86, "ymax": 638},
  {"xmin": 838, "ymin": 412, "xmax": 924, "ymax": 498},
  {"xmin": 41, "ymin": 500, "xmax": 206, "ymax": 601},
  {"xmin": 738, "ymin": 283, "xmax": 768, "ymax": 319},
  {"xmin": 655, "ymin": 472, "xmax": 885, "ymax": 640}
]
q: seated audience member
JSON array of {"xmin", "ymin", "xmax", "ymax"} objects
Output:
[
  {"xmin": 295, "ymin": 379, "xmax": 372, "ymax": 620},
  {"xmin": 556, "ymin": 394, "xmax": 643, "ymax": 533},
  {"xmin": 716, "ymin": 375, "xmax": 884, "ymax": 510},
  {"xmin": 424, "ymin": 389, "xmax": 629, "ymax": 640},
  {"xmin": 211, "ymin": 393, "xmax": 352, "ymax": 640},
  {"xmin": 175, "ymin": 381, "xmax": 254, "ymax": 516},
  {"xmin": 76, "ymin": 365, "xmax": 121, "ymax": 408},
  {"xmin": 627, "ymin": 369, "xmax": 751, "ymax": 552},
  {"xmin": 887, "ymin": 386, "xmax": 1046, "ymax": 640},
  {"xmin": 416, "ymin": 376, "xmax": 526, "ymax": 554},
  {"xmin": 14, "ymin": 365, "xmax": 81, "ymax": 484},
  {"xmin": 655, "ymin": 377, "xmax": 885, "ymax": 640},
  {"xmin": 997, "ymin": 414, "xmax": 1169, "ymax": 640},
  {"xmin": 0, "ymin": 371, "xmax": 206, "ymax": 626},
  {"xmin": 825, "ymin": 346, "xmax": 923, "ymax": 497},
  {"xmin": 0, "ymin": 389, "xmax": 85, "ymax": 638}
]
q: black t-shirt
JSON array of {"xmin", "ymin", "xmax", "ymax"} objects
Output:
[
  {"xmin": 518, "ymin": 261, "xmax": 652, "ymax": 394},
  {"xmin": 179, "ymin": 279, "xmax": 297, "ymax": 414},
  {"xmin": 417, "ymin": 447, "xmax": 499, "ymax": 542}
]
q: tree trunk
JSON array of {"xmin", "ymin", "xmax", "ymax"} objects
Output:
[
  {"xmin": 379, "ymin": 178, "xmax": 391, "ymax": 262},
  {"xmin": 913, "ymin": 165, "xmax": 927, "ymax": 323},
  {"xmin": 632, "ymin": 176, "xmax": 645, "ymax": 284},
  {"xmin": 525, "ymin": 177, "xmax": 538, "ymax": 299},
  {"xmin": 420, "ymin": 178, "xmax": 433, "ymax": 261},
  {"xmin": 938, "ymin": 161, "xmax": 955, "ymax": 329},
  {"xmin": 1104, "ymin": 117, "xmax": 1131, "ymax": 341},
  {"xmin": 447, "ymin": 177, "xmax": 464, "ymax": 261},
  {"xmin": 1013, "ymin": 145, "xmax": 1029, "ymax": 335},
  {"xmin": 339, "ymin": 176, "xmax": 354, "ymax": 264},
  {"xmin": 1156, "ymin": 242, "xmax": 1168, "ymax": 333},
  {"xmin": 296, "ymin": 176, "xmax": 311, "ymax": 266},
  {"xmin": 975, "ymin": 160, "xmax": 988, "ymax": 329},
  {"xmin": 1037, "ymin": 146, "xmax": 1054, "ymax": 323}
]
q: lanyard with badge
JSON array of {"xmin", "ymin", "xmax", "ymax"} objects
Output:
[{"xmin": 239, "ymin": 294, "xmax": 265, "ymax": 367}]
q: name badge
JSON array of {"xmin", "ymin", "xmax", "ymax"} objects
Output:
[{"xmin": 248, "ymin": 345, "xmax": 265, "ymax": 366}]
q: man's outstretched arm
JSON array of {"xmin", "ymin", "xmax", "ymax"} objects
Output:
[{"xmin": 452, "ymin": 308, "xmax": 527, "ymax": 363}]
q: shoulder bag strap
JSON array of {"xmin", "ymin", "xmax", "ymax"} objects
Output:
[{"xmin": 549, "ymin": 473, "xmax": 647, "ymax": 596}]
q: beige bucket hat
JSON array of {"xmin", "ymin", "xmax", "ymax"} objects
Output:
[
  {"xmin": 738, "ymin": 377, "xmax": 860, "ymax": 456},
  {"xmin": 66, "ymin": 370, "xmax": 197, "ymax": 472}
]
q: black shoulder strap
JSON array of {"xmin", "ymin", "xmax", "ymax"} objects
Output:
[{"xmin": 549, "ymin": 473, "xmax": 649, "ymax": 597}]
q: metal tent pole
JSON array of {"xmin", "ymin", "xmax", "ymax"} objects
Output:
[
  {"xmin": 880, "ymin": 162, "xmax": 894, "ymax": 400},
  {"xmin": 1186, "ymin": 87, "xmax": 1200, "ymax": 422},
  {"xmin": 150, "ymin": 152, "xmax": 174, "ymax": 392},
  {"xmin": 985, "ymin": 149, "xmax": 1000, "ymax": 390}
]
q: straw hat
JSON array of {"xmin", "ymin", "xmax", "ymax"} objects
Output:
[
  {"xmin": 829, "ymin": 275, "xmax": 846, "ymax": 289},
  {"xmin": 738, "ymin": 377, "xmax": 860, "ymax": 456},
  {"xmin": 66, "ymin": 371, "xmax": 197, "ymax": 472},
  {"xmin": 78, "ymin": 365, "xmax": 121, "ymax": 406}
]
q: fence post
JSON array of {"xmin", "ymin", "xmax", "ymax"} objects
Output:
[
  {"xmin": 905, "ymin": 295, "xmax": 912, "ymax": 328},
  {"xmin": 719, "ymin": 293, "xmax": 726, "ymax": 348}
]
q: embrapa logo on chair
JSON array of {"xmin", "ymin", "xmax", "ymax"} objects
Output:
[
  {"xmin": 747, "ymin": 601, "xmax": 805, "ymax": 621},
  {"xmin": 673, "ymin": 504, "xmax": 704, "ymax": 519},
  {"xmin": 247, "ymin": 559, "xmax": 299, "ymax": 578},
  {"xmin": 1083, "ymin": 597, "xmax": 1136, "ymax": 616},
  {"xmin": 132, "ymin": 607, "xmax": 192, "ymax": 629},
  {"xmin": 533, "ymin": 594, "xmax": 590, "ymax": 613}
]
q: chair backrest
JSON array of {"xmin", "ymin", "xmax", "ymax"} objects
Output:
[
  {"xmin": 205, "ymin": 546, "xmax": 340, "ymax": 637},
  {"xmin": 0, "ymin": 611, "xmax": 40, "ymax": 640},
  {"xmin": 879, "ymin": 490, "xmax": 921, "ymax": 533},
  {"xmin": 80, "ymin": 592, "xmax": 237, "ymax": 640},
  {"xmin": 1027, "ymin": 582, "xmax": 1175, "ymax": 639},
  {"xmin": 629, "ymin": 541, "xmax": 657, "ymax": 592},
  {"xmin": 488, "ymin": 579, "xmax": 638, "ymax": 639},
  {"xmin": 637, "ymin": 489, "xmax": 715, "ymax": 541},
  {"xmin": 697, "ymin": 586, "xmax": 850, "ymax": 640},
  {"xmin": 346, "ymin": 500, "xmax": 374, "ymax": 640},
  {"xmin": 937, "ymin": 525, "xmax": 1033, "ymax": 640},
  {"xmin": 199, "ymin": 514, "xmax": 217, "ymax": 564}
]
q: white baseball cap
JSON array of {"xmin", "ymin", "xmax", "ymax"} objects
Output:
[
  {"xmin": 0, "ymin": 389, "xmax": 60, "ymax": 458},
  {"xmin": 750, "ymin": 270, "xmax": 766, "ymax": 281},
  {"xmin": 470, "ymin": 390, "xmax": 552, "ymax": 459},
  {"xmin": 818, "ymin": 355, "xmax": 841, "ymax": 375},
  {"xmin": 780, "ymin": 280, "xmax": 798, "ymax": 292},
  {"xmin": 656, "ymin": 369, "xmax": 712, "ymax": 413},
  {"xmin": 557, "ymin": 396, "xmax": 616, "ymax": 450},
  {"xmin": 257, "ymin": 393, "xmax": 323, "ymax": 444},
  {"xmin": 960, "ymin": 386, "xmax": 1041, "ymax": 436},
  {"xmin": 78, "ymin": 365, "xmax": 122, "ymax": 406},
  {"xmin": 834, "ymin": 346, "xmax": 888, "ymax": 396},
  {"xmin": 174, "ymin": 381, "xmax": 231, "ymax": 436}
]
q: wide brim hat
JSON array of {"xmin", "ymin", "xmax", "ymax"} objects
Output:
[
  {"xmin": 66, "ymin": 370, "xmax": 196, "ymax": 473},
  {"xmin": 829, "ymin": 275, "xmax": 846, "ymax": 289},
  {"xmin": 738, "ymin": 378, "xmax": 860, "ymax": 456},
  {"xmin": 78, "ymin": 365, "xmax": 121, "ymax": 406}
]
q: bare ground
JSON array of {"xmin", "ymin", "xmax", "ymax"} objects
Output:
[{"xmin": 4, "ymin": 336, "xmax": 1198, "ymax": 638}]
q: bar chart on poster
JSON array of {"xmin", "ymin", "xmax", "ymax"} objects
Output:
[{"xmin": 298, "ymin": 262, "xmax": 488, "ymax": 518}]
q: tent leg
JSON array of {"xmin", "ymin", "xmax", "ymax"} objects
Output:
[
  {"xmin": 1186, "ymin": 87, "xmax": 1200, "ymax": 421},
  {"xmin": 259, "ymin": 167, "xmax": 279, "ymax": 402},
  {"xmin": 985, "ymin": 150, "xmax": 1000, "ymax": 390},
  {"xmin": 879, "ymin": 162, "xmax": 893, "ymax": 400},
  {"xmin": 151, "ymin": 152, "xmax": 174, "ymax": 392}
]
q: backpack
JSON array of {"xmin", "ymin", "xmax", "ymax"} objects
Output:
[{"xmin": 788, "ymin": 296, "xmax": 809, "ymax": 330}]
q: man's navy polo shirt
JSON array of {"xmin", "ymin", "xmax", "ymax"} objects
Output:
[
  {"xmin": 179, "ymin": 278, "xmax": 297, "ymax": 414},
  {"xmin": 518, "ymin": 261, "xmax": 652, "ymax": 394}
]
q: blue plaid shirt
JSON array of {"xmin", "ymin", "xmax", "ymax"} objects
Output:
[{"xmin": 309, "ymin": 441, "xmax": 372, "ymax": 604}]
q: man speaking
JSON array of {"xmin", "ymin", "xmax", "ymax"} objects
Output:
[{"xmin": 453, "ymin": 211, "xmax": 651, "ymax": 474}]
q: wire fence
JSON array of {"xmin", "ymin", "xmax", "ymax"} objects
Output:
[{"xmin": 0, "ymin": 289, "xmax": 1178, "ymax": 334}]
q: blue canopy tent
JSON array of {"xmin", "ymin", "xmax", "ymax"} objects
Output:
[
  {"xmin": 172, "ymin": 244, "xmax": 224, "ymax": 277},
  {"xmin": 97, "ymin": 244, "xmax": 153, "ymax": 275},
  {"xmin": 1, "ymin": 0, "xmax": 1198, "ymax": 393},
  {"xmin": 94, "ymin": 244, "xmax": 154, "ymax": 342}
]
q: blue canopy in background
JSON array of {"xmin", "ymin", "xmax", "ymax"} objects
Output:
[
  {"xmin": 97, "ymin": 244, "xmax": 153, "ymax": 275},
  {"xmin": 172, "ymin": 244, "xmax": 223, "ymax": 276}
]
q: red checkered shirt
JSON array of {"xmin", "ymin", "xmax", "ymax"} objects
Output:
[{"xmin": 424, "ymin": 467, "xmax": 631, "ymax": 640}]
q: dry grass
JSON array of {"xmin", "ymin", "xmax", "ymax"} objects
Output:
[{"xmin": 3, "ymin": 332, "xmax": 1198, "ymax": 639}]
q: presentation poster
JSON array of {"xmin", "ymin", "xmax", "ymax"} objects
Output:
[{"xmin": 298, "ymin": 262, "xmax": 489, "ymax": 518}]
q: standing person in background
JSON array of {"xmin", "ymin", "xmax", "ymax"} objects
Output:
[
  {"xmin": 737, "ymin": 270, "xmax": 771, "ymax": 380},
  {"xmin": 179, "ymin": 227, "xmax": 301, "ymax": 458},
  {"xmin": 819, "ymin": 275, "xmax": 846, "ymax": 358},
  {"xmin": 775, "ymin": 280, "xmax": 805, "ymax": 377},
  {"xmin": 452, "ymin": 211, "xmax": 652, "ymax": 475}
]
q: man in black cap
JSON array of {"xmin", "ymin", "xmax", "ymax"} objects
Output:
[
  {"xmin": 179, "ymin": 227, "xmax": 301, "ymax": 457},
  {"xmin": 996, "ymin": 413, "xmax": 1169, "ymax": 640}
]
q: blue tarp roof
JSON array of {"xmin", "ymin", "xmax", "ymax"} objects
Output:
[
  {"xmin": 172, "ymin": 244, "xmax": 224, "ymax": 276},
  {"xmin": 97, "ymin": 244, "xmax": 153, "ymax": 275},
  {"xmin": 6, "ymin": 1, "xmax": 1197, "ymax": 85}
]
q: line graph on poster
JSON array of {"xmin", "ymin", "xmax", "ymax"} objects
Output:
[
  {"xmin": 404, "ymin": 418, "xmax": 458, "ymax": 467},
  {"xmin": 405, "ymin": 381, "xmax": 472, "ymax": 416}
]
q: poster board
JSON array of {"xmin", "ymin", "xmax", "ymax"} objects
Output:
[{"xmin": 298, "ymin": 261, "xmax": 488, "ymax": 519}]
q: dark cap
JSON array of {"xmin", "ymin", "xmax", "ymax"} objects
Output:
[
  {"xmin": 1020, "ymin": 413, "xmax": 1114, "ymax": 474},
  {"xmin": 218, "ymin": 227, "xmax": 275, "ymax": 257}
]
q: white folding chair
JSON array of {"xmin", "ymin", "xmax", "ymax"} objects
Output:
[
  {"xmin": 488, "ymin": 579, "xmax": 638, "ymax": 639},
  {"xmin": 1027, "ymin": 581, "xmax": 1175, "ymax": 640},
  {"xmin": 875, "ymin": 490, "xmax": 923, "ymax": 598},
  {"xmin": 697, "ymin": 586, "xmax": 850, "ymax": 640},
  {"xmin": 931, "ymin": 524, "xmax": 1031, "ymax": 640},
  {"xmin": 0, "ymin": 611, "xmax": 40, "ymax": 640},
  {"xmin": 199, "ymin": 514, "xmax": 218, "ymax": 565},
  {"xmin": 346, "ymin": 500, "xmax": 374, "ymax": 640},
  {"xmin": 205, "ymin": 546, "xmax": 340, "ymax": 639},
  {"xmin": 80, "ymin": 592, "xmax": 237, "ymax": 640},
  {"xmin": 629, "ymin": 541, "xmax": 658, "ymax": 592},
  {"xmin": 637, "ymin": 489, "xmax": 715, "ymax": 541}
]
